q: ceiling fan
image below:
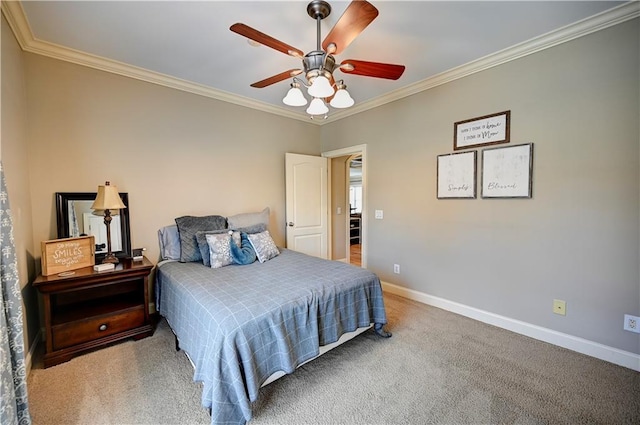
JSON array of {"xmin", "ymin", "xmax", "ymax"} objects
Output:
[{"xmin": 230, "ymin": 0, "xmax": 406, "ymax": 117}]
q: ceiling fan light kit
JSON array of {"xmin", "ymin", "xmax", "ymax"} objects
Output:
[
  {"xmin": 283, "ymin": 82, "xmax": 308, "ymax": 107},
  {"xmin": 330, "ymin": 84, "xmax": 355, "ymax": 109},
  {"xmin": 307, "ymin": 74, "xmax": 334, "ymax": 98},
  {"xmin": 230, "ymin": 0, "xmax": 405, "ymax": 118},
  {"xmin": 307, "ymin": 98, "xmax": 330, "ymax": 116}
]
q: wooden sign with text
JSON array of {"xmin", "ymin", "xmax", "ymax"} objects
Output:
[
  {"xmin": 454, "ymin": 110, "xmax": 510, "ymax": 150},
  {"xmin": 41, "ymin": 236, "xmax": 95, "ymax": 276}
]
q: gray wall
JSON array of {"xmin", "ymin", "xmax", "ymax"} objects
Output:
[{"xmin": 321, "ymin": 19, "xmax": 640, "ymax": 354}]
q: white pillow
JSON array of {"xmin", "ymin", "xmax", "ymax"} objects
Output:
[
  {"xmin": 206, "ymin": 232, "xmax": 234, "ymax": 269},
  {"xmin": 227, "ymin": 207, "xmax": 269, "ymax": 230},
  {"xmin": 247, "ymin": 230, "xmax": 280, "ymax": 263}
]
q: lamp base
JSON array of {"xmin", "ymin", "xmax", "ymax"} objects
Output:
[{"xmin": 102, "ymin": 253, "xmax": 119, "ymax": 264}]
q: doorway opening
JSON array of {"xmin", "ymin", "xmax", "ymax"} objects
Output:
[
  {"xmin": 323, "ymin": 144, "xmax": 367, "ymax": 268},
  {"xmin": 348, "ymin": 155, "xmax": 362, "ymax": 266}
]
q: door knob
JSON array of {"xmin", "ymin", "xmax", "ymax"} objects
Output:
[{"xmin": 287, "ymin": 222, "xmax": 294, "ymax": 227}]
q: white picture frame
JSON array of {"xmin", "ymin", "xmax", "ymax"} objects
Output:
[
  {"xmin": 437, "ymin": 151, "xmax": 477, "ymax": 199},
  {"xmin": 481, "ymin": 143, "xmax": 533, "ymax": 198}
]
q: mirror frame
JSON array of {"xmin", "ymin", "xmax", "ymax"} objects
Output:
[{"xmin": 55, "ymin": 192, "xmax": 131, "ymax": 262}]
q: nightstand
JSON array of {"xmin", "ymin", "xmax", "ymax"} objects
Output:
[{"xmin": 33, "ymin": 257, "xmax": 154, "ymax": 368}]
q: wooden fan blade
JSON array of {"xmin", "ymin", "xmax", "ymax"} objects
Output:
[
  {"xmin": 339, "ymin": 59, "xmax": 405, "ymax": 80},
  {"xmin": 230, "ymin": 23, "xmax": 304, "ymax": 57},
  {"xmin": 322, "ymin": 1, "xmax": 379, "ymax": 55},
  {"xmin": 250, "ymin": 69, "xmax": 301, "ymax": 88}
]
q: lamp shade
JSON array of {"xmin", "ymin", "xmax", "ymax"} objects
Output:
[
  {"xmin": 330, "ymin": 88, "xmax": 355, "ymax": 108},
  {"xmin": 306, "ymin": 98, "xmax": 329, "ymax": 115},
  {"xmin": 307, "ymin": 75, "xmax": 334, "ymax": 98},
  {"xmin": 283, "ymin": 86, "xmax": 307, "ymax": 106},
  {"xmin": 91, "ymin": 181, "xmax": 126, "ymax": 211}
]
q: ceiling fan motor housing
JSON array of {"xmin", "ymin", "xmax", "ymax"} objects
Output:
[
  {"xmin": 304, "ymin": 51, "xmax": 336, "ymax": 82},
  {"xmin": 307, "ymin": 1, "xmax": 331, "ymax": 20}
]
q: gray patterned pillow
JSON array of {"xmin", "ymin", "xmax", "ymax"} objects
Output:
[
  {"xmin": 247, "ymin": 230, "xmax": 280, "ymax": 263},
  {"xmin": 175, "ymin": 215, "xmax": 227, "ymax": 262},
  {"xmin": 206, "ymin": 232, "xmax": 234, "ymax": 269},
  {"xmin": 196, "ymin": 229, "xmax": 240, "ymax": 267}
]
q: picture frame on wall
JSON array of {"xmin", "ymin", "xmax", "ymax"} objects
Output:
[
  {"xmin": 454, "ymin": 110, "xmax": 510, "ymax": 150},
  {"xmin": 437, "ymin": 151, "xmax": 477, "ymax": 199},
  {"xmin": 481, "ymin": 143, "xmax": 533, "ymax": 199}
]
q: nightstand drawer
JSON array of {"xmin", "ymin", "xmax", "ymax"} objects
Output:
[{"xmin": 52, "ymin": 307, "xmax": 145, "ymax": 351}]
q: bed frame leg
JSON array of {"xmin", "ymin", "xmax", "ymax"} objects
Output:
[{"xmin": 374, "ymin": 323, "xmax": 392, "ymax": 338}]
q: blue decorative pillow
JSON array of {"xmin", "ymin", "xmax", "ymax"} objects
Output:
[
  {"xmin": 230, "ymin": 232, "xmax": 257, "ymax": 265},
  {"xmin": 158, "ymin": 225, "xmax": 181, "ymax": 261}
]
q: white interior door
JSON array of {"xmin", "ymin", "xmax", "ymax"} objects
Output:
[{"xmin": 285, "ymin": 153, "xmax": 328, "ymax": 259}]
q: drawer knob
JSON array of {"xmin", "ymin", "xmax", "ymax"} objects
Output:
[{"xmin": 98, "ymin": 324, "xmax": 108, "ymax": 331}]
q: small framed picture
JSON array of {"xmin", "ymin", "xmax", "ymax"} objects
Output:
[
  {"xmin": 454, "ymin": 110, "xmax": 510, "ymax": 150},
  {"xmin": 481, "ymin": 143, "xmax": 533, "ymax": 198},
  {"xmin": 437, "ymin": 151, "xmax": 477, "ymax": 199}
]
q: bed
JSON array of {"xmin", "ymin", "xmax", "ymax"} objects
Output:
[{"xmin": 155, "ymin": 221, "xmax": 390, "ymax": 425}]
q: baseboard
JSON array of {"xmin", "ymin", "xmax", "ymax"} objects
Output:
[
  {"xmin": 381, "ymin": 281, "xmax": 640, "ymax": 372},
  {"xmin": 25, "ymin": 329, "xmax": 42, "ymax": 374}
]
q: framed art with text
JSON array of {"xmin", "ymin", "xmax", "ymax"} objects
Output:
[
  {"xmin": 454, "ymin": 110, "xmax": 510, "ymax": 150},
  {"xmin": 481, "ymin": 143, "xmax": 533, "ymax": 198},
  {"xmin": 437, "ymin": 151, "xmax": 477, "ymax": 199}
]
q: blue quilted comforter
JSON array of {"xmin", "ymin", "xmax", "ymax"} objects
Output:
[{"xmin": 156, "ymin": 248, "xmax": 387, "ymax": 424}]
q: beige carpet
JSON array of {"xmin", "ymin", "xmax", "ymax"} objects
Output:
[{"xmin": 28, "ymin": 293, "xmax": 640, "ymax": 424}]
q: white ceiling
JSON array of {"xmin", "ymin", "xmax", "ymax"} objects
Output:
[{"xmin": 5, "ymin": 1, "xmax": 634, "ymax": 123}]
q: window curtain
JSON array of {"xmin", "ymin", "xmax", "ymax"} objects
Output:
[{"xmin": 0, "ymin": 162, "xmax": 31, "ymax": 424}]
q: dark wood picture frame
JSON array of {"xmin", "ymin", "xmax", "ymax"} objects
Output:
[
  {"xmin": 454, "ymin": 110, "xmax": 510, "ymax": 150},
  {"xmin": 55, "ymin": 192, "xmax": 131, "ymax": 261}
]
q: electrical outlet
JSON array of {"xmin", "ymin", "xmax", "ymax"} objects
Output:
[
  {"xmin": 393, "ymin": 264, "xmax": 400, "ymax": 274},
  {"xmin": 553, "ymin": 299, "xmax": 566, "ymax": 316},
  {"xmin": 623, "ymin": 314, "xmax": 640, "ymax": 333}
]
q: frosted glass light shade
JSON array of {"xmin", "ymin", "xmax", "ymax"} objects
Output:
[
  {"xmin": 282, "ymin": 87, "xmax": 307, "ymax": 106},
  {"xmin": 307, "ymin": 75, "xmax": 334, "ymax": 98},
  {"xmin": 306, "ymin": 98, "xmax": 329, "ymax": 115},
  {"xmin": 329, "ymin": 88, "xmax": 354, "ymax": 108}
]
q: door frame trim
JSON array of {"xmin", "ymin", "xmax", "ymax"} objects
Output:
[{"xmin": 322, "ymin": 144, "xmax": 367, "ymax": 268}]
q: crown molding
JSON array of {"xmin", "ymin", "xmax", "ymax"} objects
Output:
[
  {"xmin": 3, "ymin": 1, "xmax": 638, "ymax": 126},
  {"xmin": 0, "ymin": 0, "xmax": 312, "ymax": 124},
  {"xmin": 325, "ymin": 1, "xmax": 640, "ymax": 124}
]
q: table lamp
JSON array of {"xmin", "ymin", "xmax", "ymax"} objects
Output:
[{"xmin": 91, "ymin": 181, "xmax": 126, "ymax": 264}]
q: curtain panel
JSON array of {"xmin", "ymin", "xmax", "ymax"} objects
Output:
[{"xmin": 0, "ymin": 161, "xmax": 31, "ymax": 424}]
